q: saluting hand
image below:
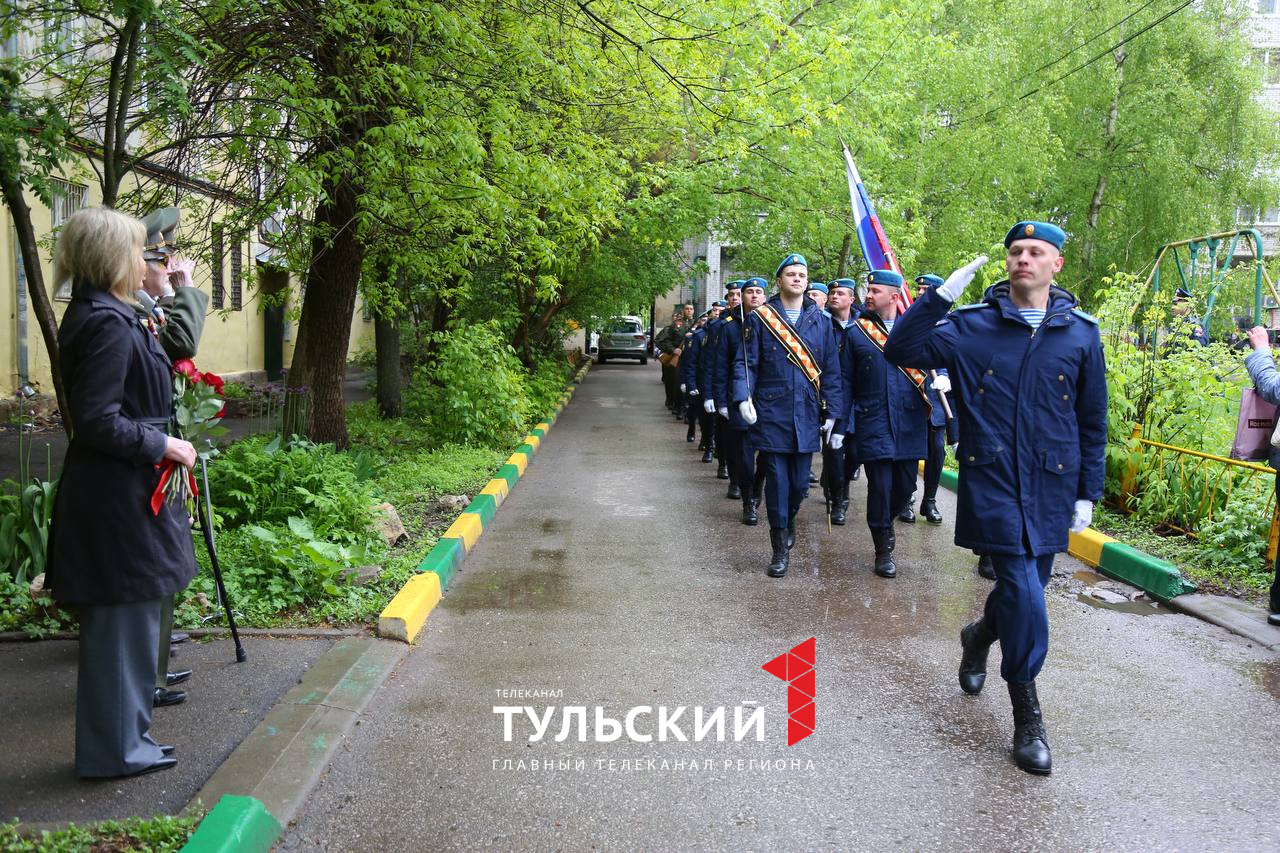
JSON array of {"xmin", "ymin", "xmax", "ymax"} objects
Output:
[
  {"xmin": 937, "ymin": 256, "xmax": 989, "ymax": 303},
  {"xmin": 1248, "ymin": 326, "xmax": 1271, "ymax": 352}
]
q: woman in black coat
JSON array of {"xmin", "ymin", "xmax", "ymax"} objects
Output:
[{"xmin": 45, "ymin": 207, "xmax": 198, "ymax": 778}]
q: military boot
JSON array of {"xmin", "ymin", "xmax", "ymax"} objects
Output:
[
  {"xmin": 919, "ymin": 484, "xmax": 943, "ymax": 524},
  {"xmin": 831, "ymin": 482, "xmax": 849, "ymax": 526},
  {"xmin": 717, "ymin": 460, "xmax": 730, "ymax": 480},
  {"xmin": 701, "ymin": 448, "xmax": 714, "ymax": 463},
  {"xmin": 785, "ymin": 513, "xmax": 798, "ymax": 550},
  {"xmin": 958, "ymin": 616, "xmax": 997, "ymax": 695},
  {"xmin": 870, "ymin": 528, "xmax": 897, "ymax": 578},
  {"xmin": 977, "ymin": 554, "xmax": 996, "ymax": 580},
  {"xmin": 742, "ymin": 498, "xmax": 759, "ymax": 526},
  {"xmin": 767, "ymin": 528, "xmax": 790, "ymax": 578},
  {"xmin": 1007, "ymin": 681, "xmax": 1052, "ymax": 775},
  {"xmin": 726, "ymin": 480, "xmax": 741, "ymax": 499},
  {"xmin": 896, "ymin": 502, "xmax": 916, "ymax": 524}
]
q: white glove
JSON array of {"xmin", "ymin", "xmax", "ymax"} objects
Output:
[
  {"xmin": 1070, "ymin": 499, "xmax": 1093, "ymax": 533},
  {"xmin": 821, "ymin": 418, "xmax": 835, "ymax": 442},
  {"xmin": 739, "ymin": 400, "xmax": 757, "ymax": 425},
  {"xmin": 703, "ymin": 398, "xmax": 716, "ymax": 413},
  {"xmin": 690, "ymin": 388, "xmax": 699, "ymax": 397},
  {"xmin": 931, "ymin": 374, "xmax": 951, "ymax": 394},
  {"xmin": 937, "ymin": 255, "xmax": 989, "ymax": 303},
  {"xmin": 717, "ymin": 406, "xmax": 729, "ymax": 418},
  {"xmin": 829, "ymin": 433, "xmax": 844, "ymax": 450},
  {"xmin": 680, "ymin": 383, "xmax": 686, "ymax": 393}
]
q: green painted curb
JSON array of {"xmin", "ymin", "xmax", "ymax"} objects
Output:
[
  {"xmin": 515, "ymin": 442, "xmax": 536, "ymax": 457},
  {"xmin": 180, "ymin": 795, "xmax": 280, "ymax": 853},
  {"xmin": 496, "ymin": 464, "xmax": 520, "ymax": 487},
  {"xmin": 939, "ymin": 468, "xmax": 958, "ymax": 491},
  {"xmin": 1097, "ymin": 541, "xmax": 1197, "ymax": 602},
  {"xmin": 464, "ymin": 493, "xmax": 497, "ymax": 526},
  {"xmin": 418, "ymin": 538, "xmax": 464, "ymax": 589},
  {"xmin": 531, "ymin": 426, "xmax": 546, "ymax": 439}
]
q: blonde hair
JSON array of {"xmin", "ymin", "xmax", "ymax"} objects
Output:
[{"xmin": 53, "ymin": 207, "xmax": 145, "ymax": 300}]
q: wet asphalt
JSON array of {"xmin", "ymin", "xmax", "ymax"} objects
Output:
[{"xmin": 281, "ymin": 362, "xmax": 1280, "ymax": 851}]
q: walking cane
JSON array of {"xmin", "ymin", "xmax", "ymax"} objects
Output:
[{"xmin": 197, "ymin": 456, "xmax": 246, "ymax": 663}]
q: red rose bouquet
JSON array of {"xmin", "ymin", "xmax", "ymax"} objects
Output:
[{"xmin": 152, "ymin": 359, "xmax": 228, "ymax": 514}]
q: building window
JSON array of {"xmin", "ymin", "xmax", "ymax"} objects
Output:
[
  {"xmin": 1257, "ymin": 50, "xmax": 1280, "ymax": 86},
  {"xmin": 1259, "ymin": 0, "xmax": 1278, "ymax": 15},
  {"xmin": 51, "ymin": 180, "xmax": 87, "ymax": 300},
  {"xmin": 230, "ymin": 237, "xmax": 243, "ymax": 310},
  {"xmin": 211, "ymin": 225, "xmax": 224, "ymax": 308}
]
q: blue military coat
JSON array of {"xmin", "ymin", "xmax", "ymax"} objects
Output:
[
  {"xmin": 680, "ymin": 327, "xmax": 703, "ymax": 391},
  {"xmin": 731, "ymin": 295, "xmax": 844, "ymax": 453},
  {"xmin": 699, "ymin": 314, "xmax": 731, "ymax": 403},
  {"xmin": 884, "ymin": 281, "xmax": 1108, "ymax": 556},
  {"xmin": 713, "ymin": 308, "xmax": 751, "ymax": 431},
  {"xmin": 845, "ymin": 312, "xmax": 929, "ymax": 463}
]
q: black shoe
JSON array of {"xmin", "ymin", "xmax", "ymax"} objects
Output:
[
  {"xmin": 977, "ymin": 554, "xmax": 996, "ymax": 580},
  {"xmin": 920, "ymin": 499, "xmax": 942, "ymax": 524},
  {"xmin": 809, "ymin": 472, "xmax": 819, "ymax": 485},
  {"xmin": 767, "ymin": 528, "xmax": 790, "ymax": 578},
  {"xmin": 701, "ymin": 449, "xmax": 714, "ymax": 463},
  {"xmin": 153, "ymin": 688, "xmax": 187, "ymax": 708},
  {"xmin": 1269, "ymin": 613, "xmax": 1280, "ymax": 626},
  {"xmin": 1008, "ymin": 681, "xmax": 1052, "ymax": 775},
  {"xmin": 871, "ymin": 528, "xmax": 896, "ymax": 578},
  {"xmin": 958, "ymin": 617, "xmax": 997, "ymax": 695},
  {"xmin": 108, "ymin": 757, "xmax": 178, "ymax": 779},
  {"xmin": 166, "ymin": 669, "xmax": 192, "ymax": 687},
  {"xmin": 896, "ymin": 504, "xmax": 916, "ymax": 524},
  {"xmin": 742, "ymin": 499, "xmax": 759, "ymax": 526},
  {"xmin": 727, "ymin": 483, "xmax": 741, "ymax": 500},
  {"xmin": 831, "ymin": 500, "xmax": 847, "ymax": 526},
  {"xmin": 159, "ymin": 744, "xmax": 176, "ymax": 756},
  {"xmin": 850, "ymin": 467, "xmax": 860, "ymax": 481},
  {"xmin": 170, "ymin": 632, "xmax": 189, "ymax": 644},
  {"xmin": 717, "ymin": 462, "xmax": 729, "ymax": 480}
]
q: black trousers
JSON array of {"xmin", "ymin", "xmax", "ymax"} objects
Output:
[
  {"xmin": 661, "ymin": 363, "xmax": 679, "ymax": 408},
  {"xmin": 863, "ymin": 459, "xmax": 917, "ymax": 531},
  {"xmin": 923, "ymin": 425, "xmax": 946, "ymax": 500}
]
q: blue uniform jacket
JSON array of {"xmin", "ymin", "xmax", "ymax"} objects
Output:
[
  {"xmin": 731, "ymin": 295, "xmax": 845, "ymax": 453},
  {"xmin": 846, "ymin": 313, "xmax": 929, "ymax": 463},
  {"xmin": 699, "ymin": 315, "xmax": 731, "ymax": 403},
  {"xmin": 884, "ymin": 282, "xmax": 1108, "ymax": 556},
  {"xmin": 713, "ymin": 308, "xmax": 751, "ymax": 430},
  {"xmin": 680, "ymin": 328, "xmax": 702, "ymax": 391}
]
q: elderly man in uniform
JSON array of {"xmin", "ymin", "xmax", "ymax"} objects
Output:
[
  {"xmin": 138, "ymin": 207, "xmax": 209, "ymax": 709},
  {"xmin": 655, "ymin": 308, "xmax": 689, "ymax": 417},
  {"xmin": 703, "ymin": 284, "xmax": 743, "ymax": 487},
  {"xmin": 885, "ymin": 221, "xmax": 1107, "ymax": 776},
  {"xmin": 845, "ymin": 269, "xmax": 929, "ymax": 578},
  {"xmin": 716, "ymin": 278, "xmax": 769, "ymax": 524},
  {"xmin": 732, "ymin": 254, "xmax": 843, "ymax": 578},
  {"xmin": 822, "ymin": 278, "xmax": 859, "ymax": 526}
]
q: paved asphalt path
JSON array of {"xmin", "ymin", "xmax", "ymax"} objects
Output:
[{"xmin": 282, "ymin": 363, "xmax": 1280, "ymax": 851}]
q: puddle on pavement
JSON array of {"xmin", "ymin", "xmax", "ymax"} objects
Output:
[
  {"xmin": 1073, "ymin": 569, "xmax": 1106, "ymax": 584},
  {"xmin": 445, "ymin": 546, "xmax": 569, "ymax": 613},
  {"xmin": 541, "ymin": 518, "xmax": 566, "ymax": 534},
  {"xmin": 1075, "ymin": 592, "xmax": 1167, "ymax": 616},
  {"xmin": 1240, "ymin": 661, "xmax": 1280, "ymax": 702}
]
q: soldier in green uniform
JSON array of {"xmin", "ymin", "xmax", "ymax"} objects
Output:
[{"xmin": 655, "ymin": 306, "xmax": 691, "ymax": 417}]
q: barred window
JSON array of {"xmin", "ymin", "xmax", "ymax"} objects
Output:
[
  {"xmin": 211, "ymin": 225, "xmax": 224, "ymax": 309},
  {"xmin": 230, "ymin": 237, "xmax": 243, "ymax": 310},
  {"xmin": 51, "ymin": 180, "xmax": 87, "ymax": 299}
]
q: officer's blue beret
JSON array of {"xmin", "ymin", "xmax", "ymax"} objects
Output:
[
  {"xmin": 807, "ymin": 282, "xmax": 828, "ymax": 295},
  {"xmin": 743, "ymin": 277, "xmax": 768, "ymax": 291},
  {"xmin": 712, "ymin": 300, "xmax": 727, "ymax": 308},
  {"xmin": 724, "ymin": 279, "xmax": 743, "ymax": 291},
  {"xmin": 775, "ymin": 253, "xmax": 807, "ymax": 277},
  {"xmin": 914, "ymin": 273, "xmax": 944, "ymax": 289},
  {"xmin": 829, "ymin": 278, "xmax": 857, "ymax": 292},
  {"xmin": 866, "ymin": 269, "xmax": 904, "ymax": 287},
  {"xmin": 1174, "ymin": 287, "xmax": 1192, "ymax": 300},
  {"xmin": 1004, "ymin": 221, "xmax": 1066, "ymax": 251}
]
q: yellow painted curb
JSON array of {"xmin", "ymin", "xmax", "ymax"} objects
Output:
[
  {"xmin": 1068, "ymin": 527, "xmax": 1114, "ymax": 567},
  {"xmin": 535, "ymin": 422, "xmax": 550, "ymax": 433},
  {"xmin": 378, "ymin": 572, "xmax": 442, "ymax": 643},
  {"xmin": 480, "ymin": 479, "xmax": 509, "ymax": 507},
  {"xmin": 524, "ymin": 434, "xmax": 541, "ymax": 451},
  {"xmin": 506, "ymin": 452, "xmax": 528, "ymax": 476},
  {"xmin": 443, "ymin": 513, "xmax": 484, "ymax": 551}
]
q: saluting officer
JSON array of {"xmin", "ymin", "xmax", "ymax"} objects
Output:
[
  {"xmin": 885, "ymin": 221, "xmax": 1107, "ymax": 776},
  {"xmin": 823, "ymin": 278, "xmax": 859, "ymax": 525},
  {"xmin": 703, "ymin": 284, "xmax": 744, "ymax": 487},
  {"xmin": 846, "ymin": 269, "xmax": 929, "ymax": 578},
  {"xmin": 732, "ymin": 254, "xmax": 844, "ymax": 578},
  {"xmin": 715, "ymin": 278, "xmax": 769, "ymax": 524}
]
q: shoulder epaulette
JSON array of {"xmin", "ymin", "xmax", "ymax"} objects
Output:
[
  {"xmin": 955, "ymin": 302, "xmax": 989, "ymax": 312},
  {"xmin": 1071, "ymin": 308, "xmax": 1099, "ymax": 325}
]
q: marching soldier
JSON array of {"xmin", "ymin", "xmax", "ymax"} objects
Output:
[
  {"xmin": 732, "ymin": 254, "xmax": 844, "ymax": 578},
  {"xmin": 703, "ymin": 284, "xmax": 743, "ymax": 486},
  {"xmin": 913, "ymin": 273, "xmax": 959, "ymax": 526},
  {"xmin": 683, "ymin": 307, "xmax": 722, "ymax": 461},
  {"xmin": 716, "ymin": 278, "xmax": 769, "ymax": 524},
  {"xmin": 655, "ymin": 308, "xmax": 689, "ymax": 416},
  {"xmin": 846, "ymin": 270, "xmax": 929, "ymax": 578},
  {"xmin": 823, "ymin": 278, "xmax": 860, "ymax": 525},
  {"xmin": 885, "ymin": 221, "xmax": 1107, "ymax": 776}
]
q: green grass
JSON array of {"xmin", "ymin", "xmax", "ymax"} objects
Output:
[{"xmin": 0, "ymin": 815, "xmax": 197, "ymax": 852}]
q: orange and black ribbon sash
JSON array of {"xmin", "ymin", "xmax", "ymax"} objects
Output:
[
  {"xmin": 754, "ymin": 304, "xmax": 822, "ymax": 395},
  {"xmin": 854, "ymin": 317, "xmax": 931, "ymax": 406}
]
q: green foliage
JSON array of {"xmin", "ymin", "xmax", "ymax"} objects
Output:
[
  {"xmin": 0, "ymin": 815, "xmax": 197, "ymax": 853},
  {"xmin": 0, "ymin": 477, "xmax": 56, "ymax": 586}
]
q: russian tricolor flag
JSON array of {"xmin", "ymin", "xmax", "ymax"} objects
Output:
[{"xmin": 843, "ymin": 143, "xmax": 910, "ymax": 310}]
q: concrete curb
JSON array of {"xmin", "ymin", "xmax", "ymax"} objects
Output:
[{"xmin": 376, "ymin": 361, "xmax": 590, "ymax": 643}]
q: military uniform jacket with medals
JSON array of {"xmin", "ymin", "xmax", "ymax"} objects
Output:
[
  {"xmin": 884, "ymin": 281, "xmax": 1107, "ymax": 557},
  {"xmin": 731, "ymin": 294, "xmax": 844, "ymax": 454},
  {"xmin": 845, "ymin": 310, "xmax": 928, "ymax": 463},
  {"xmin": 46, "ymin": 289, "xmax": 199, "ymax": 605},
  {"xmin": 134, "ymin": 288, "xmax": 209, "ymax": 362}
]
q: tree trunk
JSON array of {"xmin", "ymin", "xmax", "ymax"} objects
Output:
[
  {"xmin": 0, "ymin": 168, "xmax": 72, "ymax": 434},
  {"xmin": 1083, "ymin": 45, "xmax": 1126, "ymax": 275},
  {"xmin": 374, "ymin": 311, "xmax": 401, "ymax": 418},
  {"xmin": 836, "ymin": 232, "xmax": 853, "ymax": 278}
]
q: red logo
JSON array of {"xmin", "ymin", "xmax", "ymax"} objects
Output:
[{"xmin": 762, "ymin": 637, "xmax": 815, "ymax": 745}]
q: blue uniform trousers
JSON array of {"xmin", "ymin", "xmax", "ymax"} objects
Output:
[
  {"xmin": 714, "ymin": 416, "xmax": 730, "ymax": 477},
  {"xmin": 923, "ymin": 425, "xmax": 946, "ymax": 496},
  {"xmin": 722, "ymin": 424, "xmax": 753, "ymax": 491},
  {"xmin": 984, "ymin": 553, "xmax": 1054, "ymax": 683},
  {"xmin": 758, "ymin": 451, "xmax": 810, "ymax": 529},
  {"xmin": 862, "ymin": 459, "xmax": 916, "ymax": 531}
]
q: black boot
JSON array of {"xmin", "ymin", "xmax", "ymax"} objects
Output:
[
  {"xmin": 742, "ymin": 498, "xmax": 759, "ymax": 526},
  {"xmin": 686, "ymin": 425, "xmax": 696, "ymax": 441},
  {"xmin": 717, "ymin": 461, "xmax": 729, "ymax": 480},
  {"xmin": 850, "ymin": 466, "xmax": 860, "ymax": 481},
  {"xmin": 767, "ymin": 528, "xmax": 790, "ymax": 577},
  {"xmin": 871, "ymin": 528, "xmax": 897, "ymax": 578},
  {"xmin": 896, "ymin": 502, "xmax": 916, "ymax": 524},
  {"xmin": 785, "ymin": 514, "xmax": 797, "ymax": 550},
  {"xmin": 920, "ymin": 498, "xmax": 942, "ymax": 524},
  {"xmin": 1007, "ymin": 681, "xmax": 1052, "ymax": 775},
  {"xmin": 727, "ymin": 481, "xmax": 741, "ymax": 499},
  {"xmin": 958, "ymin": 616, "xmax": 997, "ymax": 695},
  {"xmin": 977, "ymin": 554, "xmax": 996, "ymax": 580},
  {"xmin": 831, "ymin": 483, "xmax": 848, "ymax": 525}
]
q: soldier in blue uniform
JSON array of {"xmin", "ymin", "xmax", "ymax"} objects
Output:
[
  {"xmin": 885, "ymin": 221, "xmax": 1107, "ymax": 776},
  {"xmin": 732, "ymin": 254, "xmax": 844, "ymax": 578},
  {"xmin": 806, "ymin": 281, "xmax": 829, "ymax": 313},
  {"xmin": 823, "ymin": 278, "xmax": 860, "ymax": 525},
  {"xmin": 701, "ymin": 292, "xmax": 740, "ymax": 483},
  {"xmin": 846, "ymin": 269, "xmax": 929, "ymax": 578},
  {"xmin": 683, "ymin": 308, "xmax": 721, "ymax": 460},
  {"xmin": 716, "ymin": 278, "xmax": 768, "ymax": 524},
  {"xmin": 912, "ymin": 273, "xmax": 958, "ymax": 526}
]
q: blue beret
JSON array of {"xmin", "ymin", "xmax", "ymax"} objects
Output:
[
  {"xmin": 743, "ymin": 277, "xmax": 768, "ymax": 291},
  {"xmin": 1004, "ymin": 221, "xmax": 1066, "ymax": 251},
  {"xmin": 1174, "ymin": 287, "xmax": 1192, "ymax": 300},
  {"xmin": 807, "ymin": 282, "xmax": 828, "ymax": 295},
  {"xmin": 914, "ymin": 273, "xmax": 944, "ymax": 289},
  {"xmin": 724, "ymin": 279, "xmax": 743, "ymax": 291},
  {"xmin": 866, "ymin": 269, "xmax": 904, "ymax": 287},
  {"xmin": 775, "ymin": 253, "xmax": 807, "ymax": 277},
  {"xmin": 712, "ymin": 300, "xmax": 727, "ymax": 308},
  {"xmin": 829, "ymin": 278, "xmax": 857, "ymax": 292}
]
